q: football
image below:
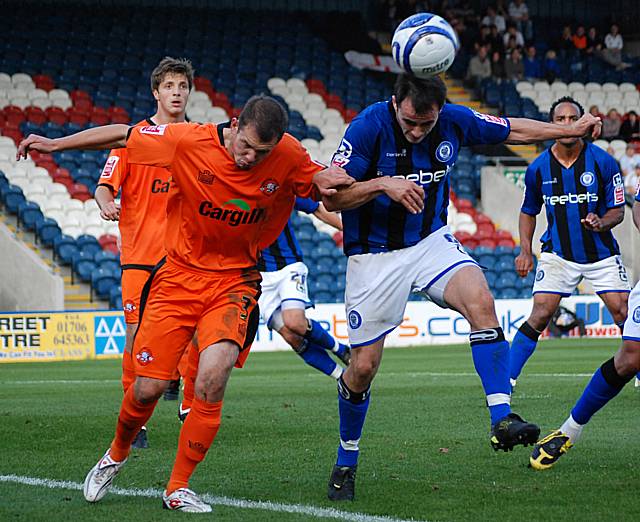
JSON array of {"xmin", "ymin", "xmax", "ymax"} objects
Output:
[{"xmin": 391, "ymin": 13, "xmax": 459, "ymax": 78}]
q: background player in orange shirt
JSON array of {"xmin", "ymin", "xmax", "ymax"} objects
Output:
[
  {"xmin": 95, "ymin": 57, "xmax": 194, "ymax": 449},
  {"xmin": 18, "ymin": 96, "xmax": 353, "ymax": 512}
]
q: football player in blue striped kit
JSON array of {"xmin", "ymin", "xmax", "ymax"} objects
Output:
[
  {"xmin": 530, "ymin": 194, "xmax": 640, "ymax": 470},
  {"xmin": 321, "ymin": 74, "xmax": 602, "ymax": 500},
  {"xmin": 509, "ymin": 97, "xmax": 629, "ymax": 388},
  {"xmin": 258, "ymin": 197, "xmax": 351, "ymax": 378}
]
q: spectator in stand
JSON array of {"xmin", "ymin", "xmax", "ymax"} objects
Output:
[
  {"xmin": 602, "ymin": 109, "xmax": 623, "ymax": 140},
  {"xmin": 572, "ymin": 25, "xmax": 587, "ymax": 53},
  {"xmin": 491, "ymin": 50, "xmax": 505, "ymax": 79},
  {"xmin": 523, "ymin": 45, "xmax": 542, "ymax": 80},
  {"xmin": 503, "ymin": 23, "xmax": 524, "ymax": 49},
  {"xmin": 619, "ymin": 144, "xmax": 640, "ymax": 178},
  {"xmin": 476, "ymin": 24, "xmax": 493, "ymax": 50},
  {"xmin": 487, "ymin": 24, "xmax": 505, "ymax": 54},
  {"xmin": 495, "ymin": 0, "xmax": 508, "ymax": 17},
  {"xmin": 557, "ymin": 25, "xmax": 574, "ymax": 56},
  {"xmin": 543, "ymin": 49, "xmax": 560, "ymax": 82},
  {"xmin": 620, "ymin": 111, "xmax": 640, "ymax": 142},
  {"xmin": 589, "ymin": 104, "xmax": 605, "ymax": 120},
  {"xmin": 505, "ymin": 47, "xmax": 525, "ymax": 81},
  {"xmin": 586, "ymin": 26, "xmax": 603, "ymax": 55},
  {"xmin": 465, "ymin": 45, "xmax": 492, "ymax": 89},
  {"xmin": 602, "ymin": 23, "xmax": 629, "ymax": 69},
  {"xmin": 504, "ymin": 35, "xmax": 519, "ymax": 58},
  {"xmin": 482, "ymin": 5, "xmax": 506, "ymax": 34},
  {"xmin": 508, "ymin": 0, "xmax": 533, "ymax": 40},
  {"xmin": 624, "ymin": 164, "xmax": 640, "ymax": 196}
]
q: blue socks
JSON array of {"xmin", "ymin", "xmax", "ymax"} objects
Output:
[
  {"xmin": 571, "ymin": 357, "xmax": 633, "ymax": 425},
  {"xmin": 509, "ymin": 321, "xmax": 542, "ymax": 382},
  {"xmin": 297, "ymin": 341, "xmax": 341, "ymax": 378},
  {"xmin": 305, "ymin": 319, "xmax": 350, "ymax": 361},
  {"xmin": 336, "ymin": 375, "xmax": 370, "ymax": 468},
  {"xmin": 470, "ymin": 328, "xmax": 512, "ymax": 425}
]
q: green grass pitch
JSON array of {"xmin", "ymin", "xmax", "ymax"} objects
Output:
[{"xmin": 1, "ymin": 338, "xmax": 638, "ymax": 521}]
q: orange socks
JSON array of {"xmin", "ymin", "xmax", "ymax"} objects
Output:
[
  {"xmin": 166, "ymin": 398, "xmax": 222, "ymax": 493},
  {"xmin": 110, "ymin": 385, "xmax": 158, "ymax": 462},
  {"xmin": 121, "ymin": 350, "xmax": 136, "ymax": 394},
  {"xmin": 181, "ymin": 341, "xmax": 198, "ymax": 411}
]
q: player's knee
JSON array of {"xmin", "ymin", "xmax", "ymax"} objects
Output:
[
  {"xmin": 528, "ymin": 306, "xmax": 556, "ymax": 330},
  {"xmin": 464, "ymin": 290, "xmax": 498, "ymax": 329},
  {"xmin": 350, "ymin": 355, "xmax": 379, "ymax": 382},
  {"xmin": 133, "ymin": 377, "xmax": 166, "ymax": 403},
  {"xmin": 615, "ymin": 341, "xmax": 640, "ymax": 375},
  {"xmin": 283, "ymin": 315, "xmax": 308, "ymax": 337},
  {"xmin": 610, "ymin": 304, "xmax": 628, "ymax": 325}
]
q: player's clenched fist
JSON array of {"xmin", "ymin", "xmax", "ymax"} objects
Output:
[
  {"xmin": 381, "ymin": 177, "xmax": 425, "ymax": 214},
  {"xmin": 17, "ymin": 134, "xmax": 57, "ymax": 159},
  {"xmin": 313, "ymin": 164, "xmax": 355, "ymax": 196},
  {"xmin": 573, "ymin": 113, "xmax": 602, "ymax": 140}
]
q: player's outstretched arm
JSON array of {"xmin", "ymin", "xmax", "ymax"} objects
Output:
[
  {"xmin": 581, "ymin": 207, "xmax": 624, "ymax": 232},
  {"xmin": 312, "ymin": 164, "xmax": 355, "ymax": 197},
  {"xmin": 313, "ymin": 202, "xmax": 343, "ymax": 231},
  {"xmin": 17, "ymin": 124, "xmax": 130, "ymax": 160},
  {"xmin": 515, "ymin": 212, "xmax": 536, "ymax": 277},
  {"xmin": 323, "ymin": 177, "xmax": 424, "ymax": 214},
  {"xmin": 505, "ymin": 113, "xmax": 602, "ymax": 144}
]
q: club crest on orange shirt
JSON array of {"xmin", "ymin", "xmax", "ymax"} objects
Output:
[
  {"xmin": 136, "ymin": 349, "xmax": 154, "ymax": 366},
  {"xmin": 197, "ymin": 169, "xmax": 215, "ymax": 185},
  {"xmin": 260, "ymin": 178, "xmax": 279, "ymax": 195}
]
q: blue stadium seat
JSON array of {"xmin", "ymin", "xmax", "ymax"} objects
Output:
[
  {"xmin": 36, "ymin": 218, "xmax": 62, "ymax": 247},
  {"xmin": 92, "ymin": 268, "xmax": 119, "ymax": 300},
  {"xmin": 3, "ymin": 185, "xmax": 26, "ymax": 214},
  {"xmin": 18, "ymin": 201, "xmax": 43, "ymax": 231}
]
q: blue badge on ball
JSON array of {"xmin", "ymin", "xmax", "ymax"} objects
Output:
[
  {"xmin": 348, "ymin": 310, "xmax": 362, "ymax": 329},
  {"xmin": 535, "ymin": 269, "xmax": 545, "ymax": 281},
  {"xmin": 435, "ymin": 141, "xmax": 453, "ymax": 162},
  {"xmin": 580, "ymin": 171, "xmax": 595, "ymax": 187}
]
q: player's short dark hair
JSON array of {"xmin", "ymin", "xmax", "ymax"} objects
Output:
[
  {"xmin": 549, "ymin": 96, "xmax": 584, "ymax": 121},
  {"xmin": 394, "ymin": 74, "xmax": 447, "ymax": 114},
  {"xmin": 238, "ymin": 95, "xmax": 289, "ymax": 143},
  {"xmin": 150, "ymin": 57, "xmax": 194, "ymax": 92}
]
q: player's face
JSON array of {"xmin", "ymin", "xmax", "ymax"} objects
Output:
[
  {"xmin": 153, "ymin": 73, "xmax": 190, "ymax": 117},
  {"xmin": 229, "ymin": 120, "xmax": 279, "ymax": 170},
  {"xmin": 393, "ymin": 96, "xmax": 439, "ymax": 144},
  {"xmin": 553, "ymin": 102, "xmax": 582, "ymax": 147}
]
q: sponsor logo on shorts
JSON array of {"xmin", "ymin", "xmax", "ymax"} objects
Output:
[
  {"xmin": 139, "ymin": 124, "xmax": 167, "ymax": 135},
  {"xmin": 136, "ymin": 349, "xmax": 154, "ymax": 366},
  {"xmin": 260, "ymin": 178, "xmax": 279, "ymax": 195},
  {"xmin": 198, "ymin": 199, "xmax": 265, "ymax": 226},
  {"xmin": 435, "ymin": 141, "xmax": 453, "ymax": 162},
  {"xmin": 100, "ymin": 156, "xmax": 120, "ymax": 179},
  {"xmin": 633, "ymin": 306, "xmax": 640, "ymax": 323},
  {"xmin": 535, "ymin": 269, "xmax": 545, "ymax": 281},
  {"xmin": 580, "ymin": 171, "xmax": 595, "ymax": 187},
  {"xmin": 197, "ymin": 169, "xmax": 215, "ymax": 185},
  {"xmin": 348, "ymin": 310, "xmax": 362, "ymax": 330},
  {"xmin": 123, "ymin": 300, "xmax": 136, "ymax": 313}
]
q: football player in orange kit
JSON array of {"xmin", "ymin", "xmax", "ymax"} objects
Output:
[
  {"xmin": 95, "ymin": 57, "xmax": 194, "ymax": 449},
  {"xmin": 18, "ymin": 95, "xmax": 353, "ymax": 512}
]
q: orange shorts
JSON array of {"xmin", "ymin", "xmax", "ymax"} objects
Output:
[
  {"xmin": 121, "ymin": 268, "xmax": 153, "ymax": 324},
  {"xmin": 132, "ymin": 258, "xmax": 261, "ymax": 380}
]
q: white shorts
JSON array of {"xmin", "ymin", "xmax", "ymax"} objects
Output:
[
  {"xmin": 533, "ymin": 252, "xmax": 630, "ymax": 297},
  {"xmin": 259, "ymin": 262, "xmax": 312, "ymax": 330},
  {"xmin": 623, "ymin": 281, "xmax": 640, "ymax": 342},
  {"xmin": 345, "ymin": 226, "xmax": 478, "ymax": 347}
]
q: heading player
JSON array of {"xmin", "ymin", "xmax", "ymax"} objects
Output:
[
  {"xmin": 322, "ymin": 73, "xmax": 602, "ymax": 501},
  {"xmin": 510, "ymin": 96, "xmax": 629, "ymax": 388},
  {"xmin": 95, "ymin": 57, "xmax": 194, "ymax": 449},
  {"xmin": 17, "ymin": 95, "xmax": 353, "ymax": 512},
  {"xmin": 530, "ymin": 194, "xmax": 640, "ymax": 470}
]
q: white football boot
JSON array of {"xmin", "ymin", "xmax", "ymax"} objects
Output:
[
  {"xmin": 83, "ymin": 449, "xmax": 127, "ymax": 502},
  {"xmin": 162, "ymin": 488, "xmax": 213, "ymax": 513}
]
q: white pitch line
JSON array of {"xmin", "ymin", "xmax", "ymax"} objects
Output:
[
  {"xmin": 0, "ymin": 379, "xmax": 121, "ymax": 385},
  {"xmin": 0, "ymin": 474, "xmax": 429, "ymax": 522},
  {"xmin": 380, "ymin": 372, "xmax": 593, "ymax": 378}
]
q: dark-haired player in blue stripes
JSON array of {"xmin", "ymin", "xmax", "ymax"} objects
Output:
[
  {"xmin": 530, "ymin": 193, "xmax": 640, "ymax": 470},
  {"xmin": 322, "ymin": 74, "xmax": 602, "ymax": 501},
  {"xmin": 258, "ymin": 197, "xmax": 351, "ymax": 378},
  {"xmin": 510, "ymin": 97, "xmax": 629, "ymax": 388}
]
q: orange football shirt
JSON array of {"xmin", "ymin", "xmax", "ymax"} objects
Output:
[
  {"xmin": 98, "ymin": 119, "xmax": 171, "ymax": 267},
  {"xmin": 125, "ymin": 122, "xmax": 322, "ymax": 272}
]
